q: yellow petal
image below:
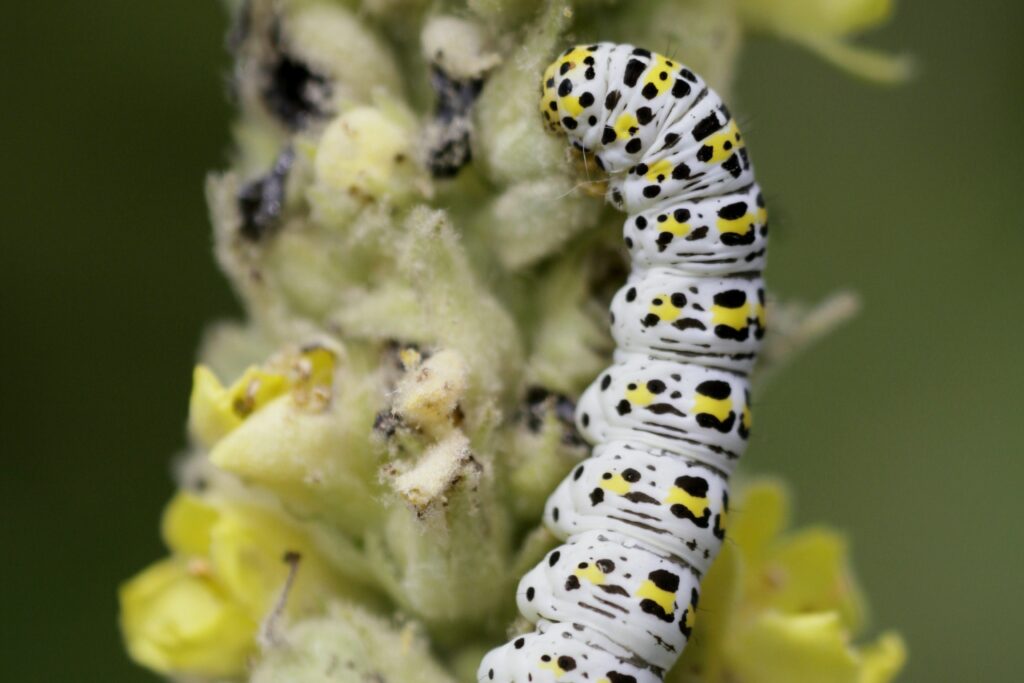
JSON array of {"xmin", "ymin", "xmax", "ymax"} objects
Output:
[
  {"xmin": 208, "ymin": 396, "xmax": 383, "ymax": 535},
  {"xmin": 752, "ymin": 527, "xmax": 866, "ymax": 633},
  {"xmin": 161, "ymin": 492, "xmax": 219, "ymax": 557},
  {"xmin": 188, "ymin": 365, "xmax": 241, "ymax": 447},
  {"xmin": 737, "ymin": 0, "xmax": 910, "ymax": 84},
  {"xmin": 858, "ymin": 631, "xmax": 907, "ymax": 683},
  {"xmin": 725, "ymin": 611, "xmax": 861, "ymax": 683},
  {"xmin": 207, "ymin": 501, "xmax": 341, "ymax": 619},
  {"xmin": 234, "ymin": 366, "xmax": 291, "ymax": 414},
  {"xmin": 188, "ymin": 364, "xmax": 291, "ymax": 447},
  {"xmin": 296, "ymin": 345, "xmax": 337, "ymax": 394},
  {"xmin": 787, "ymin": 33, "xmax": 913, "ymax": 84},
  {"xmin": 738, "ymin": 0, "xmax": 893, "ymax": 36},
  {"xmin": 729, "ymin": 479, "xmax": 790, "ymax": 568},
  {"xmin": 668, "ymin": 542, "xmax": 743, "ymax": 683},
  {"xmin": 119, "ymin": 558, "xmax": 256, "ymax": 678}
]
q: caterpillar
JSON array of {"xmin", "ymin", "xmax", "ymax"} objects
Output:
[{"xmin": 479, "ymin": 43, "xmax": 768, "ymax": 682}]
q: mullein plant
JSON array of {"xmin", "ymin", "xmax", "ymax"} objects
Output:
[{"xmin": 119, "ymin": 1, "xmax": 909, "ymax": 681}]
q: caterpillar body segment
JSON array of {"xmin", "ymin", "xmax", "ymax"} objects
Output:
[
  {"xmin": 609, "ymin": 270, "xmax": 766, "ymax": 373},
  {"xmin": 516, "ymin": 530, "xmax": 701, "ymax": 670},
  {"xmin": 479, "ymin": 620, "xmax": 661, "ymax": 683},
  {"xmin": 544, "ymin": 442, "xmax": 728, "ymax": 575},
  {"xmin": 576, "ymin": 355, "xmax": 752, "ymax": 468},
  {"xmin": 481, "ymin": 43, "xmax": 768, "ymax": 681},
  {"xmin": 622, "ymin": 184, "xmax": 768, "ymax": 277},
  {"xmin": 605, "ymin": 94, "xmax": 755, "ymax": 212}
]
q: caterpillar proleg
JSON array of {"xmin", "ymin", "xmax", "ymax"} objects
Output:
[{"xmin": 479, "ymin": 43, "xmax": 768, "ymax": 682}]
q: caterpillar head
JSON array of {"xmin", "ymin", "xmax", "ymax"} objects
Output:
[
  {"xmin": 540, "ymin": 43, "xmax": 708, "ymax": 175},
  {"xmin": 540, "ymin": 45, "xmax": 607, "ymax": 137}
]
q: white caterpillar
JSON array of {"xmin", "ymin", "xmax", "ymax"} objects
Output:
[{"xmin": 479, "ymin": 43, "xmax": 768, "ymax": 683}]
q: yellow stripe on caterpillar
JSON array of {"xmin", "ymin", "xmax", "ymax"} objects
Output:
[
  {"xmin": 538, "ymin": 657, "xmax": 567, "ymax": 677},
  {"xmin": 574, "ymin": 563, "xmax": 608, "ymax": 585},
  {"xmin": 702, "ymin": 120, "xmax": 743, "ymax": 165},
  {"xmin": 600, "ymin": 473, "xmax": 633, "ymax": 495},
  {"xmin": 625, "ymin": 382, "xmax": 656, "ymax": 406},
  {"xmin": 613, "ymin": 112, "xmax": 638, "ymax": 140},
  {"xmin": 649, "ymin": 294, "xmax": 683, "ymax": 322},
  {"xmin": 716, "ymin": 211, "xmax": 755, "ymax": 235},
  {"xmin": 664, "ymin": 486, "xmax": 709, "ymax": 518},
  {"xmin": 711, "ymin": 301, "xmax": 751, "ymax": 330},
  {"xmin": 694, "ymin": 394, "xmax": 732, "ymax": 422},
  {"xmin": 641, "ymin": 55, "xmax": 679, "ymax": 98},
  {"xmin": 636, "ymin": 579, "xmax": 675, "ymax": 615},
  {"xmin": 644, "ymin": 159, "xmax": 673, "ymax": 182}
]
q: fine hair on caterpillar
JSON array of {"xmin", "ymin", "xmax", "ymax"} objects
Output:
[{"xmin": 480, "ymin": 42, "xmax": 768, "ymax": 683}]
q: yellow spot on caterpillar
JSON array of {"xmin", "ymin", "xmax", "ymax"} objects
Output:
[
  {"xmin": 664, "ymin": 486, "xmax": 709, "ymax": 518},
  {"xmin": 644, "ymin": 158, "xmax": 673, "ymax": 182},
  {"xmin": 559, "ymin": 47, "xmax": 591, "ymax": 71},
  {"xmin": 562, "ymin": 95, "xmax": 585, "ymax": 118},
  {"xmin": 716, "ymin": 212, "xmax": 754, "ymax": 236},
  {"xmin": 662, "ymin": 214, "xmax": 690, "ymax": 237},
  {"xmin": 711, "ymin": 301, "xmax": 750, "ymax": 330},
  {"xmin": 600, "ymin": 473, "xmax": 632, "ymax": 496},
  {"xmin": 614, "ymin": 112, "xmax": 638, "ymax": 140},
  {"xmin": 649, "ymin": 294, "xmax": 682, "ymax": 322},
  {"xmin": 625, "ymin": 382, "xmax": 655, "ymax": 406},
  {"xmin": 718, "ymin": 503, "xmax": 729, "ymax": 532},
  {"xmin": 755, "ymin": 203, "xmax": 768, "ymax": 225},
  {"xmin": 575, "ymin": 563, "xmax": 608, "ymax": 585},
  {"xmin": 703, "ymin": 120, "xmax": 743, "ymax": 164},
  {"xmin": 539, "ymin": 657, "xmax": 566, "ymax": 677},
  {"xmin": 742, "ymin": 404, "xmax": 752, "ymax": 431},
  {"xmin": 694, "ymin": 394, "xmax": 732, "ymax": 422},
  {"xmin": 636, "ymin": 579, "xmax": 675, "ymax": 615},
  {"xmin": 641, "ymin": 54, "xmax": 676, "ymax": 97}
]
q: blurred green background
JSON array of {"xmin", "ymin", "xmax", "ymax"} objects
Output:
[{"xmin": 1, "ymin": 1, "xmax": 1020, "ymax": 681}]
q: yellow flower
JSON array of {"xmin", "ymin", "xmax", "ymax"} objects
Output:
[
  {"xmin": 119, "ymin": 492, "xmax": 345, "ymax": 678},
  {"xmin": 188, "ymin": 345, "xmax": 337, "ymax": 448},
  {"xmin": 119, "ymin": 558, "xmax": 256, "ymax": 678},
  {"xmin": 738, "ymin": 0, "xmax": 911, "ymax": 83},
  {"xmin": 198, "ymin": 343, "xmax": 384, "ymax": 535},
  {"xmin": 669, "ymin": 480, "xmax": 906, "ymax": 683}
]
